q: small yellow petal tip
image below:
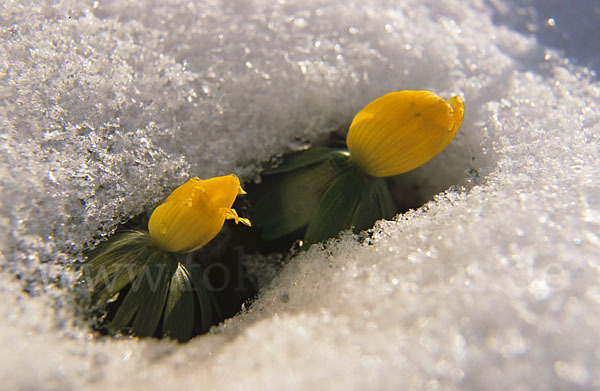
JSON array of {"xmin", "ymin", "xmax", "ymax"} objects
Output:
[
  {"xmin": 346, "ymin": 90, "xmax": 465, "ymax": 177},
  {"xmin": 148, "ymin": 174, "xmax": 251, "ymax": 253},
  {"xmin": 225, "ymin": 208, "xmax": 252, "ymax": 226},
  {"xmin": 239, "ymin": 217, "xmax": 252, "ymax": 227},
  {"xmin": 447, "ymin": 95, "xmax": 465, "ymax": 135}
]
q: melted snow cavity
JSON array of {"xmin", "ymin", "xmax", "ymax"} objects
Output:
[{"xmin": 1, "ymin": 0, "xmax": 599, "ymax": 389}]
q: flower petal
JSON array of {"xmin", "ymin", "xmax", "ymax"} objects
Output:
[
  {"xmin": 225, "ymin": 208, "xmax": 252, "ymax": 226},
  {"xmin": 148, "ymin": 175, "xmax": 250, "ymax": 253},
  {"xmin": 196, "ymin": 174, "xmax": 244, "ymax": 208},
  {"xmin": 346, "ymin": 91, "xmax": 464, "ymax": 177}
]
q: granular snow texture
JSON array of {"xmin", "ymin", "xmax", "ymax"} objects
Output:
[{"xmin": 1, "ymin": 0, "xmax": 599, "ymax": 389}]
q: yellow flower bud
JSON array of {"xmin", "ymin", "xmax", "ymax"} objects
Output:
[
  {"xmin": 148, "ymin": 174, "xmax": 251, "ymax": 253},
  {"xmin": 346, "ymin": 91, "xmax": 464, "ymax": 177}
]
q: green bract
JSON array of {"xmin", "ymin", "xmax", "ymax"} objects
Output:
[
  {"xmin": 83, "ymin": 231, "xmax": 215, "ymax": 342},
  {"xmin": 252, "ymin": 147, "xmax": 396, "ymax": 248}
]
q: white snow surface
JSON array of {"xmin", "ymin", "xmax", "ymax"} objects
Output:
[{"xmin": 1, "ymin": 0, "xmax": 600, "ymax": 389}]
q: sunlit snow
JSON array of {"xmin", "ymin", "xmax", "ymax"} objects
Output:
[{"xmin": 1, "ymin": 0, "xmax": 599, "ymax": 389}]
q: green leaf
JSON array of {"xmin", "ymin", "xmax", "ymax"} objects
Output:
[
  {"xmin": 261, "ymin": 146, "xmax": 347, "ymax": 175},
  {"xmin": 303, "ymin": 170, "xmax": 364, "ymax": 247},
  {"xmin": 84, "ymin": 231, "xmax": 151, "ymax": 304},
  {"xmin": 108, "ymin": 252, "xmax": 174, "ymax": 338},
  {"xmin": 303, "ymin": 169, "xmax": 397, "ymax": 247},
  {"xmin": 373, "ymin": 178, "xmax": 397, "ymax": 220},
  {"xmin": 350, "ymin": 189, "xmax": 382, "ymax": 234},
  {"xmin": 162, "ymin": 263, "xmax": 195, "ymax": 342},
  {"xmin": 253, "ymin": 150, "xmax": 351, "ymax": 241},
  {"xmin": 186, "ymin": 263, "xmax": 214, "ymax": 333},
  {"xmin": 351, "ymin": 177, "xmax": 396, "ymax": 233}
]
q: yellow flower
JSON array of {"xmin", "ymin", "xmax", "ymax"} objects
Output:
[
  {"xmin": 346, "ymin": 90, "xmax": 464, "ymax": 177},
  {"xmin": 148, "ymin": 174, "xmax": 251, "ymax": 253}
]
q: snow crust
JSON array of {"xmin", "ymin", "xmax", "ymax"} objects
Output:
[{"xmin": 1, "ymin": 0, "xmax": 599, "ymax": 389}]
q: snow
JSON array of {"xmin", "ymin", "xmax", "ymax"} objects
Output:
[{"xmin": 1, "ymin": 0, "xmax": 599, "ymax": 389}]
